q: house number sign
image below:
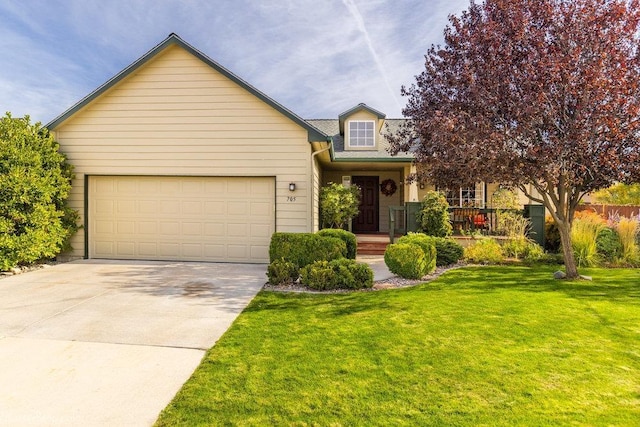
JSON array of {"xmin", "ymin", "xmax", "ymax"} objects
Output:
[{"xmin": 287, "ymin": 196, "xmax": 297, "ymax": 202}]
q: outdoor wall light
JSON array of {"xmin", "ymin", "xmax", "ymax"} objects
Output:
[{"xmin": 289, "ymin": 182, "xmax": 296, "ymax": 192}]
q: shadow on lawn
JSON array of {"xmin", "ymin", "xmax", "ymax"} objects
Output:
[{"xmin": 439, "ymin": 266, "xmax": 640, "ymax": 304}]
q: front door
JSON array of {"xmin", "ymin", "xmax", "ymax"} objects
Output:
[{"xmin": 352, "ymin": 176, "xmax": 379, "ymax": 233}]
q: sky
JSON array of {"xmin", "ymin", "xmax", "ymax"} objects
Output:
[{"xmin": 0, "ymin": 0, "xmax": 472, "ymax": 124}]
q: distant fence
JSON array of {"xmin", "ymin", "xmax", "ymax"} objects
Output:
[{"xmin": 576, "ymin": 204, "xmax": 640, "ymax": 219}]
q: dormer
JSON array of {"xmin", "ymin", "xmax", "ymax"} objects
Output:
[{"xmin": 338, "ymin": 103, "xmax": 386, "ymax": 151}]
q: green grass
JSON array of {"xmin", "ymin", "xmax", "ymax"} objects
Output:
[{"xmin": 156, "ymin": 266, "xmax": 640, "ymax": 426}]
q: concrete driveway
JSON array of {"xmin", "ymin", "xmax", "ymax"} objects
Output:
[{"xmin": 0, "ymin": 260, "xmax": 266, "ymax": 426}]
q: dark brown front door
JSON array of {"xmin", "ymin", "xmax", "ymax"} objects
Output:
[{"xmin": 352, "ymin": 176, "xmax": 379, "ymax": 233}]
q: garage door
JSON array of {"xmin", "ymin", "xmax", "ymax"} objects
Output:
[{"xmin": 88, "ymin": 176, "xmax": 275, "ymax": 263}]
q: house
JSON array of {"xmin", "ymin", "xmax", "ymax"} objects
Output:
[{"xmin": 47, "ymin": 34, "xmax": 528, "ymax": 264}]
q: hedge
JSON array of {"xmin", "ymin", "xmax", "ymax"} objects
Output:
[
  {"xmin": 317, "ymin": 229, "xmax": 357, "ymax": 259},
  {"xmin": 269, "ymin": 232, "xmax": 347, "ymax": 268}
]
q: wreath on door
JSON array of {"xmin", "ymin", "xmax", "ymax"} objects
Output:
[{"xmin": 380, "ymin": 179, "xmax": 397, "ymax": 197}]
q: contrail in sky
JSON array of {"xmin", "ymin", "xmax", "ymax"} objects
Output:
[{"xmin": 341, "ymin": 0, "xmax": 403, "ymax": 112}]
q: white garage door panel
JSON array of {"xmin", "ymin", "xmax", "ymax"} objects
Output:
[{"xmin": 89, "ymin": 176, "xmax": 274, "ymax": 263}]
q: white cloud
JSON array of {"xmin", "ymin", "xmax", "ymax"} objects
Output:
[{"xmin": 0, "ymin": 0, "xmax": 471, "ymax": 123}]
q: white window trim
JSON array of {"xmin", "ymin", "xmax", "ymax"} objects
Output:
[{"xmin": 347, "ymin": 120, "xmax": 376, "ymax": 149}]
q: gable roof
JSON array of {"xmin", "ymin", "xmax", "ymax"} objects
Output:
[
  {"xmin": 46, "ymin": 33, "xmax": 329, "ymax": 143},
  {"xmin": 338, "ymin": 103, "xmax": 386, "ymax": 134}
]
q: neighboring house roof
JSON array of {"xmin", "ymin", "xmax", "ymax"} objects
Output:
[
  {"xmin": 46, "ymin": 33, "xmax": 329, "ymax": 143},
  {"xmin": 307, "ymin": 118, "xmax": 413, "ymax": 162}
]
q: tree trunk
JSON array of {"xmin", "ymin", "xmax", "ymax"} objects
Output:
[{"xmin": 557, "ymin": 220, "xmax": 579, "ymax": 279}]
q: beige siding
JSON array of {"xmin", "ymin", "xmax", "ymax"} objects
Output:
[{"xmin": 54, "ymin": 45, "xmax": 312, "ymax": 258}]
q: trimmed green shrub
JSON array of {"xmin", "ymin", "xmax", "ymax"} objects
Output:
[
  {"xmin": 269, "ymin": 232, "xmax": 346, "ymax": 268},
  {"xmin": 416, "ymin": 191, "xmax": 452, "ymax": 237},
  {"xmin": 384, "ymin": 243, "xmax": 428, "ymax": 279},
  {"xmin": 300, "ymin": 259, "xmax": 373, "ymax": 290},
  {"xmin": 266, "ymin": 258, "xmax": 299, "ymax": 285},
  {"xmin": 596, "ymin": 227, "xmax": 622, "ymax": 263},
  {"xmin": 318, "ymin": 229, "xmax": 357, "ymax": 259},
  {"xmin": 432, "ymin": 237, "xmax": 464, "ymax": 266},
  {"xmin": 464, "ymin": 238, "xmax": 504, "ymax": 264},
  {"xmin": 396, "ymin": 233, "xmax": 436, "ymax": 274},
  {"xmin": 0, "ymin": 113, "xmax": 79, "ymax": 270}
]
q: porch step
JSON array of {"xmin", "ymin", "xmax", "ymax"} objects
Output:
[{"xmin": 357, "ymin": 241, "xmax": 390, "ymax": 256}]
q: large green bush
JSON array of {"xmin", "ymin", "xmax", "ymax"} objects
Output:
[
  {"xmin": 396, "ymin": 233, "xmax": 437, "ymax": 273},
  {"xmin": 0, "ymin": 113, "xmax": 79, "ymax": 270},
  {"xmin": 384, "ymin": 243, "xmax": 428, "ymax": 279},
  {"xmin": 320, "ymin": 183, "xmax": 360, "ymax": 229},
  {"xmin": 317, "ymin": 229, "xmax": 357, "ymax": 259},
  {"xmin": 300, "ymin": 259, "xmax": 373, "ymax": 290},
  {"xmin": 269, "ymin": 232, "xmax": 346, "ymax": 268},
  {"xmin": 416, "ymin": 191, "xmax": 452, "ymax": 237}
]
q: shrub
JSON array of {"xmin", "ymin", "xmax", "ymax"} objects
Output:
[
  {"xmin": 384, "ymin": 243, "xmax": 428, "ymax": 279},
  {"xmin": 396, "ymin": 233, "xmax": 437, "ymax": 273},
  {"xmin": 615, "ymin": 217, "xmax": 639, "ymax": 265},
  {"xmin": 0, "ymin": 113, "xmax": 79, "ymax": 271},
  {"xmin": 269, "ymin": 233, "xmax": 346, "ymax": 268},
  {"xmin": 432, "ymin": 237, "xmax": 464, "ymax": 266},
  {"xmin": 502, "ymin": 235, "xmax": 530, "ymax": 259},
  {"xmin": 266, "ymin": 259, "xmax": 299, "ymax": 285},
  {"xmin": 571, "ymin": 212, "xmax": 605, "ymax": 267},
  {"xmin": 416, "ymin": 191, "xmax": 452, "ymax": 237},
  {"xmin": 495, "ymin": 210, "xmax": 529, "ymax": 237},
  {"xmin": 596, "ymin": 227, "xmax": 622, "ymax": 263},
  {"xmin": 300, "ymin": 259, "xmax": 373, "ymax": 290},
  {"xmin": 522, "ymin": 242, "xmax": 548, "ymax": 264},
  {"xmin": 464, "ymin": 238, "xmax": 504, "ymax": 264},
  {"xmin": 545, "ymin": 216, "xmax": 561, "ymax": 253},
  {"xmin": 317, "ymin": 229, "xmax": 357, "ymax": 259},
  {"xmin": 320, "ymin": 183, "xmax": 360, "ymax": 229}
]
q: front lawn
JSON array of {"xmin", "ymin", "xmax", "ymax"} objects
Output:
[{"xmin": 156, "ymin": 266, "xmax": 640, "ymax": 426}]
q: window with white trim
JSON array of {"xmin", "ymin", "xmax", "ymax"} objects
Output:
[
  {"xmin": 348, "ymin": 120, "xmax": 375, "ymax": 147},
  {"xmin": 439, "ymin": 183, "xmax": 485, "ymax": 208}
]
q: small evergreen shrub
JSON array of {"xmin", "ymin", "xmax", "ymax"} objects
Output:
[
  {"xmin": 269, "ymin": 233, "xmax": 346, "ymax": 268},
  {"xmin": 396, "ymin": 233, "xmax": 437, "ymax": 273},
  {"xmin": 317, "ymin": 229, "xmax": 357, "ymax": 259},
  {"xmin": 522, "ymin": 242, "xmax": 548, "ymax": 264},
  {"xmin": 416, "ymin": 191, "xmax": 452, "ymax": 237},
  {"xmin": 384, "ymin": 243, "xmax": 428, "ymax": 279},
  {"xmin": 464, "ymin": 238, "xmax": 504, "ymax": 264},
  {"xmin": 300, "ymin": 259, "xmax": 373, "ymax": 290},
  {"xmin": 432, "ymin": 237, "xmax": 464, "ymax": 266},
  {"xmin": 596, "ymin": 227, "xmax": 622, "ymax": 263},
  {"xmin": 266, "ymin": 258, "xmax": 299, "ymax": 285}
]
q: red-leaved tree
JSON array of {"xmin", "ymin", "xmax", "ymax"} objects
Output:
[{"xmin": 389, "ymin": 0, "xmax": 640, "ymax": 278}]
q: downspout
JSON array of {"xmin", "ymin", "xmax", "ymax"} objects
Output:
[{"xmin": 310, "ymin": 140, "xmax": 333, "ymax": 232}]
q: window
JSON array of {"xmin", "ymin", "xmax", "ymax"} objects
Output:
[
  {"xmin": 440, "ymin": 184, "xmax": 485, "ymax": 208},
  {"xmin": 348, "ymin": 121, "xmax": 375, "ymax": 147}
]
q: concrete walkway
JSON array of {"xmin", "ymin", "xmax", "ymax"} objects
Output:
[
  {"xmin": 357, "ymin": 255, "xmax": 395, "ymax": 282},
  {"xmin": 0, "ymin": 260, "xmax": 266, "ymax": 426}
]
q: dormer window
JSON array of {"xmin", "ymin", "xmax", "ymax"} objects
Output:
[{"xmin": 348, "ymin": 120, "xmax": 375, "ymax": 147}]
